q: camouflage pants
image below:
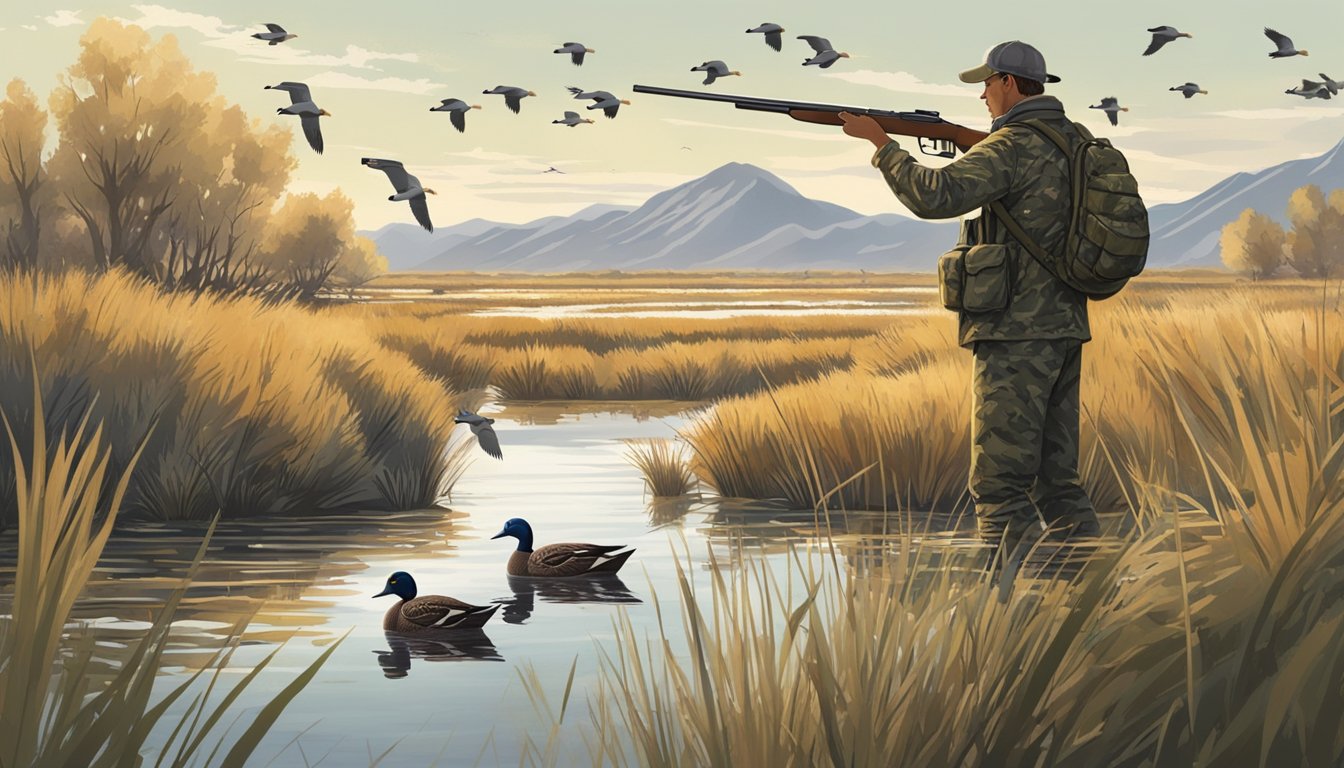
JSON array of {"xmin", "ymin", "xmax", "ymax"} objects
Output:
[{"xmin": 969, "ymin": 338, "xmax": 1098, "ymax": 543}]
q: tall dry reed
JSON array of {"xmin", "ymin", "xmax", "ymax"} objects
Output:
[{"xmin": 0, "ymin": 381, "xmax": 342, "ymax": 767}]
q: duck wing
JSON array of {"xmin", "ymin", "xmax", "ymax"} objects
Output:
[
  {"xmin": 449, "ymin": 109, "xmax": 466, "ymax": 133},
  {"xmin": 1142, "ymin": 34, "xmax": 1169, "ymax": 56},
  {"xmin": 798, "ymin": 35, "xmax": 833, "ymax": 53},
  {"xmin": 409, "ymin": 195, "xmax": 433, "ymax": 233},
  {"xmin": 504, "ymin": 94, "xmax": 524, "ymax": 113},
  {"xmin": 402, "ymin": 596, "xmax": 499, "ymax": 629},
  {"xmin": 531, "ymin": 543, "xmax": 632, "ymax": 577},
  {"xmin": 1264, "ymin": 27, "xmax": 1293, "ymax": 52},
  {"xmin": 603, "ymin": 103, "xmax": 620, "ymax": 119},
  {"xmin": 570, "ymin": 50, "xmax": 587, "ymax": 66},
  {"xmin": 473, "ymin": 423, "xmax": 502, "ymax": 459},
  {"xmin": 272, "ymin": 81, "xmax": 312, "ymax": 105},
  {"xmin": 299, "ymin": 114, "xmax": 324, "ymax": 154},
  {"xmin": 1107, "ymin": 110, "xmax": 1118, "ymax": 127},
  {"xmin": 264, "ymin": 23, "xmax": 287, "ymax": 33},
  {"xmin": 764, "ymin": 31, "xmax": 783, "ymax": 52},
  {"xmin": 364, "ymin": 158, "xmax": 410, "ymax": 192}
]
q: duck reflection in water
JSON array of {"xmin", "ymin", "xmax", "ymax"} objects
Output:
[
  {"xmin": 495, "ymin": 573, "xmax": 641, "ymax": 625},
  {"xmin": 374, "ymin": 630, "xmax": 504, "ymax": 678}
]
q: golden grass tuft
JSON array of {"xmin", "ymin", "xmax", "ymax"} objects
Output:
[{"xmin": 624, "ymin": 438, "xmax": 697, "ymax": 497}]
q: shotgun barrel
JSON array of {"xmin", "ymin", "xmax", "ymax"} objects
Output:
[{"xmin": 631, "ymin": 84, "xmax": 989, "ymax": 153}]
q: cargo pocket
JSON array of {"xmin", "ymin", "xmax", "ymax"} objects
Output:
[
  {"xmin": 937, "ymin": 246, "xmax": 968, "ymax": 311},
  {"xmin": 962, "ymin": 243, "xmax": 1011, "ymax": 313}
]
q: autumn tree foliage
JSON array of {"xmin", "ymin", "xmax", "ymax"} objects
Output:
[
  {"xmin": 0, "ymin": 80, "xmax": 51, "ymax": 271},
  {"xmin": 1220, "ymin": 209, "xmax": 1285, "ymax": 280},
  {"xmin": 259, "ymin": 191, "xmax": 386, "ymax": 300},
  {"xmin": 1284, "ymin": 184, "xmax": 1344, "ymax": 279},
  {"xmin": 25, "ymin": 18, "xmax": 381, "ymax": 297}
]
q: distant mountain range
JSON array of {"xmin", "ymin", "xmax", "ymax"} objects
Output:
[{"xmin": 362, "ymin": 136, "xmax": 1344, "ymax": 272}]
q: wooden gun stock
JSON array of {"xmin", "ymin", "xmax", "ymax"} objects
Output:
[{"xmin": 787, "ymin": 110, "xmax": 989, "ymax": 153}]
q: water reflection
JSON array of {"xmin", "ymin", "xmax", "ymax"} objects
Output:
[
  {"xmin": 494, "ymin": 574, "xmax": 641, "ymax": 625},
  {"xmin": 374, "ymin": 630, "xmax": 504, "ymax": 678}
]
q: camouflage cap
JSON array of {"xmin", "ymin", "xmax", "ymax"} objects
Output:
[{"xmin": 959, "ymin": 41, "xmax": 1061, "ymax": 84}]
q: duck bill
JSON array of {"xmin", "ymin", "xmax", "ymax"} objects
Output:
[
  {"xmin": 373, "ymin": 586, "xmax": 394, "ymax": 598},
  {"xmin": 490, "ymin": 530, "xmax": 508, "ymax": 539}
]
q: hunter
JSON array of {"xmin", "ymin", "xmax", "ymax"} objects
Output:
[{"xmin": 838, "ymin": 41, "xmax": 1102, "ymax": 546}]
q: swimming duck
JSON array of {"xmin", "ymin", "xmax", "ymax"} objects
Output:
[
  {"xmin": 491, "ymin": 517, "xmax": 634, "ymax": 577},
  {"xmin": 373, "ymin": 571, "xmax": 499, "ymax": 631}
]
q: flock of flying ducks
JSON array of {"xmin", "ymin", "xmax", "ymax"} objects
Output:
[
  {"xmin": 253, "ymin": 21, "xmax": 1331, "ymax": 230},
  {"xmin": 251, "ymin": 21, "xmax": 850, "ymax": 233},
  {"xmin": 1093, "ymin": 25, "xmax": 1333, "ymax": 126}
]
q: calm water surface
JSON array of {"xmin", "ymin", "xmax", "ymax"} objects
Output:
[{"xmin": 1, "ymin": 401, "xmax": 940, "ymax": 766}]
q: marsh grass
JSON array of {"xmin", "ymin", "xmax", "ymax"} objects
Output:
[
  {"xmin": 0, "ymin": 270, "xmax": 470, "ymax": 524},
  {"xmin": 0, "ymin": 381, "xmax": 342, "ymax": 767},
  {"xmin": 624, "ymin": 439, "xmax": 697, "ymax": 497},
  {"xmin": 517, "ymin": 302, "xmax": 1344, "ymax": 765}
]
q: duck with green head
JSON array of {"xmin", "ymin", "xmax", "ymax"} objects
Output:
[
  {"xmin": 373, "ymin": 571, "xmax": 499, "ymax": 632},
  {"xmin": 491, "ymin": 517, "xmax": 634, "ymax": 577}
]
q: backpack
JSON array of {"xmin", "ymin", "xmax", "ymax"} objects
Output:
[{"xmin": 988, "ymin": 119, "xmax": 1149, "ymax": 300}]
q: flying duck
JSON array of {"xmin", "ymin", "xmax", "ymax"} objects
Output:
[
  {"xmin": 1286, "ymin": 79, "xmax": 1331, "ymax": 99},
  {"xmin": 798, "ymin": 35, "xmax": 849, "ymax": 68},
  {"xmin": 553, "ymin": 110, "xmax": 594, "ymax": 127},
  {"xmin": 1264, "ymin": 28, "xmax": 1307, "ymax": 58},
  {"xmin": 362, "ymin": 158, "xmax": 435, "ymax": 232},
  {"xmin": 1142, "ymin": 26, "xmax": 1192, "ymax": 56},
  {"xmin": 454, "ymin": 409, "xmax": 502, "ymax": 458},
  {"xmin": 373, "ymin": 571, "xmax": 499, "ymax": 632},
  {"xmin": 746, "ymin": 23, "xmax": 785, "ymax": 52},
  {"xmin": 491, "ymin": 517, "xmax": 635, "ymax": 577},
  {"xmin": 566, "ymin": 87, "xmax": 630, "ymax": 118},
  {"xmin": 1089, "ymin": 96, "xmax": 1129, "ymax": 126},
  {"xmin": 264, "ymin": 82, "xmax": 328, "ymax": 154},
  {"xmin": 252, "ymin": 23, "xmax": 297, "ymax": 45},
  {"xmin": 1168, "ymin": 82, "xmax": 1208, "ymax": 98},
  {"xmin": 554, "ymin": 42, "xmax": 595, "ymax": 66},
  {"xmin": 430, "ymin": 99, "xmax": 481, "ymax": 133},
  {"xmin": 483, "ymin": 85, "xmax": 537, "ymax": 114},
  {"xmin": 690, "ymin": 60, "xmax": 742, "ymax": 86}
]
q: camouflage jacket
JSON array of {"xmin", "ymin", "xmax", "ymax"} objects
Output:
[{"xmin": 871, "ymin": 95, "xmax": 1089, "ymax": 348}]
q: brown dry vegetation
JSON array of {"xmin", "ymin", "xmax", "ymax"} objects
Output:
[
  {"xmin": 521, "ymin": 282, "xmax": 1344, "ymax": 766},
  {"xmin": 0, "ymin": 269, "xmax": 472, "ymax": 526}
]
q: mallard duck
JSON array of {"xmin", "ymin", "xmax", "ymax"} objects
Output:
[
  {"xmin": 373, "ymin": 571, "xmax": 499, "ymax": 631},
  {"xmin": 491, "ymin": 517, "xmax": 634, "ymax": 577}
]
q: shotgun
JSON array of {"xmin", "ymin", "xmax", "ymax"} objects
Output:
[{"xmin": 631, "ymin": 84, "xmax": 989, "ymax": 158}]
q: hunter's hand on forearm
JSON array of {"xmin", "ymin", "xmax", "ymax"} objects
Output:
[{"xmin": 839, "ymin": 112, "xmax": 892, "ymax": 150}]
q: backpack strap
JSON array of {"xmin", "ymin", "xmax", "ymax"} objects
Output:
[{"xmin": 986, "ymin": 119, "xmax": 1076, "ymax": 289}]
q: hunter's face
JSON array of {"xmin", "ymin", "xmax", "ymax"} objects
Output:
[{"xmin": 981, "ymin": 74, "xmax": 1007, "ymax": 118}]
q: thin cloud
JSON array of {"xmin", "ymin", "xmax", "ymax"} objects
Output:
[
  {"xmin": 823, "ymin": 69, "xmax": 979, "ymax": 99},
  {"xmin": 1209, "ymin": 106, "xmax": 1344, "ymax": 120},
  {"xmin": 21, "ymin": 25, "xmax": 39, "ymax": 32},
  {"xmin": 44, "ymin": 10, "xmax": 83, "ymax": 27},
  {"xmin": 123, "ymin": 5, "xmax": 421, "ymax": 71},
  {"xmin": 304, "ymin": 71, "xmax": 444, "ymax": 96}
]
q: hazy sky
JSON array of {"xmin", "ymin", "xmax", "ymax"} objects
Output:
[{"xmin": 4, "ymin": 0, "xmax": 1344, "ymax": 231}]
